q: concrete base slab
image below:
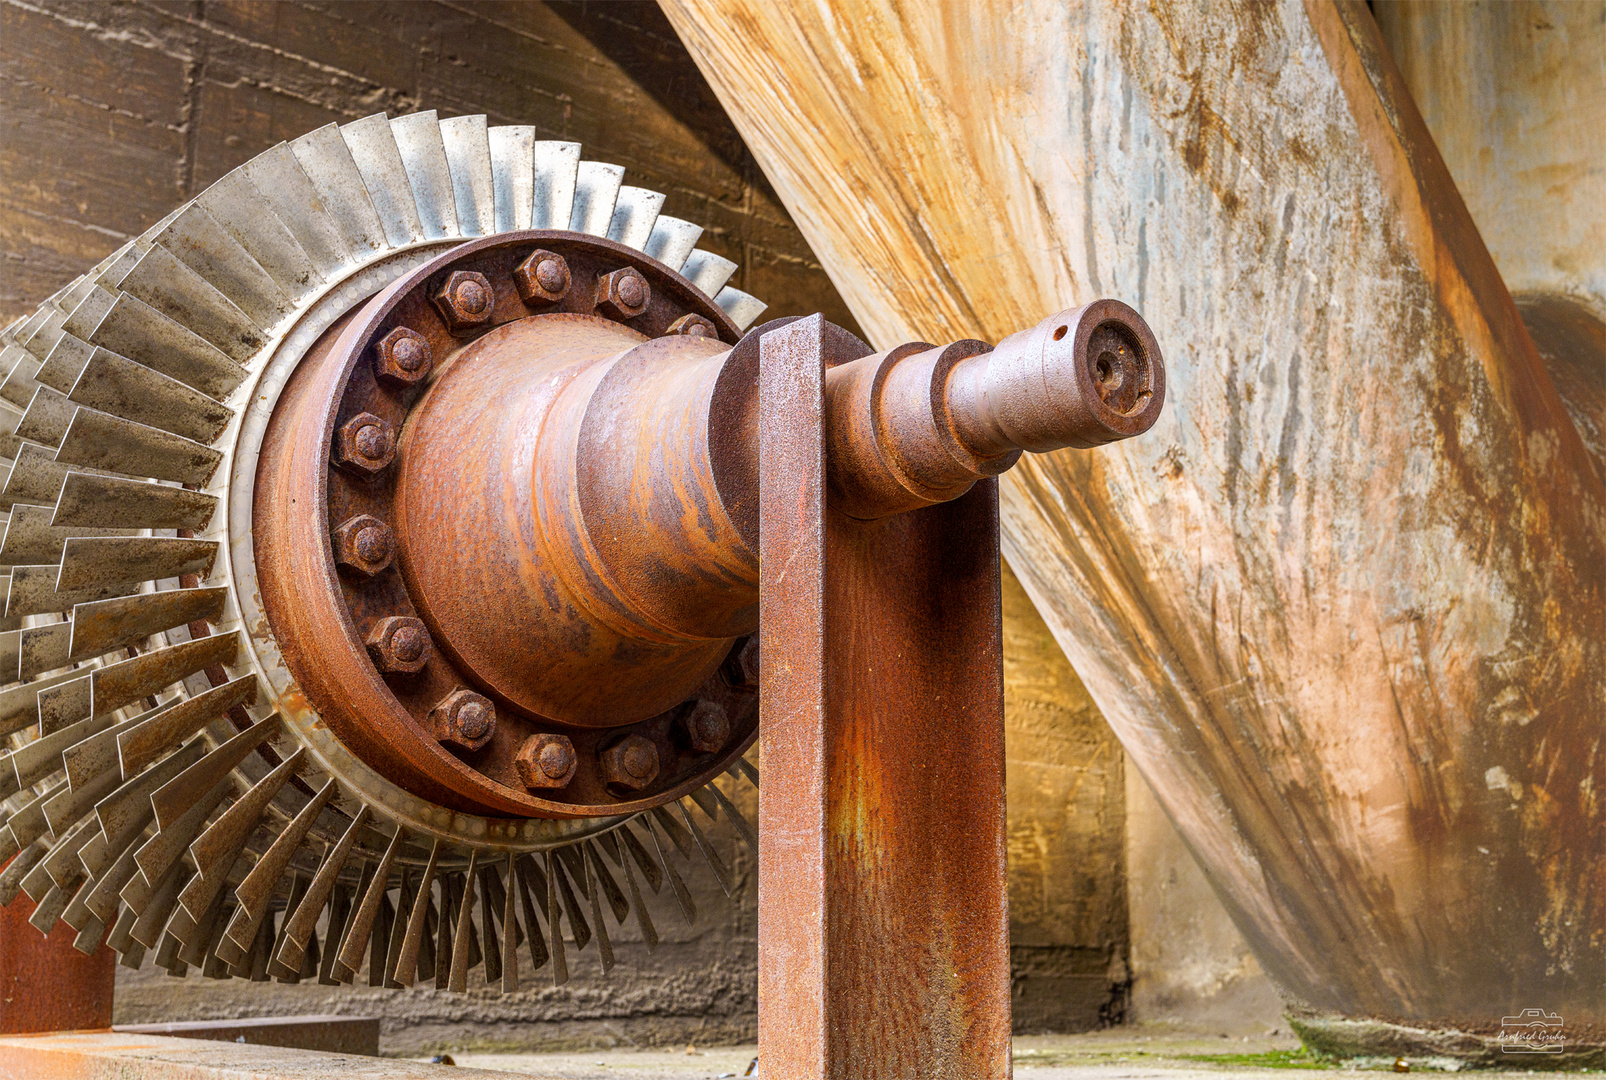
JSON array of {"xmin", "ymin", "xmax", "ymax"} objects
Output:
[
  {"xmin": 113, "ymin": 1015, "xmax": 380, "ymax": 1056},
  {"xmin": 1290, "ymin": 1015, "xmax": 1606, "ymax": 1071},
  {"xmin": 0, "ymin": 1031, "xmax": 527, "ymax": 1079}
]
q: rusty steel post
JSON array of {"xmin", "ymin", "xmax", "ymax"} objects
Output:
[
  {"xmin": 759, "ymin": 312, "xmax": 1015, "ymax": 1079},
  {"xmin": 0, "ymin": 861, "xmax": 113, "ymax": 1034},
  {"xmin": 757, "ymin": 308, "xmax": 1161, "ymax": 1080}
]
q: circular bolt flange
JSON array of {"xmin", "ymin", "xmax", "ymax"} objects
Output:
[
  {"xmin": 682, "ymin": 700, "xmax": 730, "ymax": 754},
  {"xmin": 666, "ymin": 313, "xmax": 718, "ymax": 339},
  {"xmin": 332, "ymin": 514, "xmax": 395, "ymax": 576},
  {"xmin": 430, "ymin": 687, "xmax": 496, "ymax": 751},
  {"xmin": 596, "ymin": 267, "xmax": 651, "ymax": 320},
  {"xmin": 432, "ymin": 270, "xmax": 496, "ymax": 332},
  {"xmin": 367, "ymin": 615, "xmax": 432, "ymax": 675},
  {"xmin": 334, "ymin": 412, "xmax": 396, "ymax": 478},
  {"xmin": 600, "ymin": 734, "xmax": 659, "ymax": 790},
  {"xmin": 513, "ymin": 249, "xmax": 572, "ymax": 305},
  {"xmin": 373, "ymin": 327, "xmax": 434, "ymax": 388},
  {"xmin": 515, "ymin": 732, "xmax": 578, "ymax": 789}
]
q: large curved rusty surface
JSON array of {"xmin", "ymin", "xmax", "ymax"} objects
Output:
[{"xmin": 662, "ymin": 0, "xmax": 1604, "ymax": 1026}]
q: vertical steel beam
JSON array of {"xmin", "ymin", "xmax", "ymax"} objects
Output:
[
  {"xmin": 759, "ymin": 315, "xmax": 1011, "ymax": 1080},
  {"xmin": 0, "ymin": 863, "xmax": 114, "ymax": 1033}
]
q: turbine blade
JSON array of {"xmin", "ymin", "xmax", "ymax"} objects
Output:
[
  {"xmin": 530, "ymin": 142, "xmax": 581, "ymax": 230},
  {"xmin": 53, "ymin": 472, "xmax": 217, "ymax": 531},
  {"xmin": 677, "ymin": 800, "xmax": 735, "ymax": 897},
  {"xmin": 545, "ymin": 851, "xmax": 569, "ymax": 987},
  {"xmin": 642, "ymin": 216, "xmax": 703, "ymax": 273},
  {"xmin": 390, "ymin": 111, "xmax": 460, "ymax": 241},
  {"xmin": 69, "ymin": 587, "xmax": 228, "ymax": 663},
  {"xmin": 273, "ymin": 804, "xmax": 370, "ymax": 973},
  {"xmin": 447, "ymin": 850, "xmax": 480, "ymax": 993},
  {"xmin": 392, "ymin": 837, "xmax": 440, "ymax": 988},
  {"xmin": 488, "ymin": 127, "xmax": 535, "ymax": 232},
  {"xmin": 116, "ymin": 671, "xmax": 254, "ymax": 776},
  {"xmin": 335, "ymin": 826, "xmax": 404, "ymax": 977},
  {"xmin": 340, "ymin": 113, "xmax": 426, "ymax": 247},
  {"xmin": 224, "ymin": 777, "xmax": 337, "ymax": 956},
  {"xmin": 569, "ymin": 161, "xmax": 624, "ymax": 236},
  {"xmin": 439, "ymin": 115, "xmax": 495, "ymax": 237},
  {"xmin": 644, "ymin": 812, "xmax": 697, "ymax": 927},
  {"xmin": 708, "ymin": 781, "xmax": 758, "ymax": 852}
]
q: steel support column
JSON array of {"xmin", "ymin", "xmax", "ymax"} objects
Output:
[
  {"xmin": 0, "ymin": 860, "xmax": 114, "ymax": 1034},
  {"xmin": 758, "ymin": 315, "xmax": 1011, "ymax": 1080}
]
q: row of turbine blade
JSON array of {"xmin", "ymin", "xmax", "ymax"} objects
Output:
[
  {"xmin": 0, "ymin": 729, "xmax": 756, "ymax": 988},
  {"xmin": 0, "ymin": 108, "xmax": 765, "ymax": 987}
]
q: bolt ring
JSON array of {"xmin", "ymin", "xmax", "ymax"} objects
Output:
[{"xmin": 282, "ymin": 230, "xmax": 752, "ymax": 824}]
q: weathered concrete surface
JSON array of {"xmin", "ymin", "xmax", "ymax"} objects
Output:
[
  {"xmin": 1124, "ymin": 762, "xmax": 1282, "ymax": 1035},
  {"xmin": 0, "ymin": 0, "xmax": 858, "ymax": 333},
  {"xmin": 442, "ymin": 1030, "xmax": 1606, "ymax": 1078},
  {"xmin": 1290, "ymin": 1015, "xmax": 1606, "ymax": 1071},
  {"xmin": 1003, "ymin": 564, "xmax": 1129, "ymax": 1032},
  {"xmin": 1373, "ymin": 0, "xmax": 1606, "ymax": 481},
  {"xmin": 0, "ymin": 1030, "xmax": 524, "ymax": 1080},
  {"xmin": 114, "ymin": 1015, "xmax": 381, "ymax": 1056},
  {"xmin": 661, "ymin": 0, "xmax": 1605, "ymax": 1032}
]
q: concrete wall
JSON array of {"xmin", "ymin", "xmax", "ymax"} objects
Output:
[
  {"xmin": 1005, "ymin": 559, "xmax": 1285, "ymax": 1037},
  {"xmin": 1002, "ymin": 564, "xmax": 1129, "ymax": 1032},
  {"xmin": 1125, "ymin": 762, "xmax": 1284, "ymax": 1034},
  {"xmin": 0, "ymin": 0, "xmax": 1140, "ymax": 1048},
  {"xmin": 0, "ymin": 0, "xmax": 858, "ymax": 332},
  {"xmin": 1372, "ymin": 0, "xmax": 1604, "ymax": 481}
]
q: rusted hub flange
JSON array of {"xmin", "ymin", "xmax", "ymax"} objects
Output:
[{"xmin": 255, "ymin": 231, "xmax": 758, "ymax": 820}]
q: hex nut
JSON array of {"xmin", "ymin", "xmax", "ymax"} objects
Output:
[
  {"xmin": 333, "ymin": 514, "xmax": 396, "ymax": 576},
  {"xmin": 720, "ymin": 637, "xmax": 759, "ymax": 692},
  {"xmin": 596, "ymin": 267, "xmax": 651, "ymax": 320},
  {"xmin": 682, "ymin": 700, "xmax": 730, "ymax": 754},
  {"xmin": 373, "ymin": 327, "xmax": 434, "ymax": 387},
  {"xmin": 366, "ymin": 615, "xmax": 431, "ymax": 675},
  {"xmin": 513, "ymin": 250, "xmax": 572, "ymax": 305},
  {"xmin": 430, "ymin": 687, "xmax": 496, "ymax": 751},
  {"xmin": 516, "ymin": 733, "xmax": 578, "ymax": 789},
  {"xmin": 431, "ymin": 270, "xmax": 496, "ymax": 332},
  {"xmin": 666, "ymin": 313, "xmax": 718, "ymax": 339},
  {"xmin": 334, "ymin": 412, "xmax": 397, "ymax": 477},
  {"xmin": 600, "ymin": 734, "xmax": 659, "ymax": 790}
]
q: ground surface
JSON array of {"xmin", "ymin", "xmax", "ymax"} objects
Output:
[{"xmin": 418, "ymin": 1029, "xmax": 1599, "ymax": 1077}]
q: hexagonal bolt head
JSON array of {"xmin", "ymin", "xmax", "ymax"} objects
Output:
[
  {"xmin": 600, "ymin": 734, "xmax": 660, "ymax": 790},
  {"xmin": 666, "ymin": 313, "xmax": 718, "ymax": 339},
  {"xmin": 682, "ymin": 700, "xmax": 730, "ymax": 754},
  {"xmin": 332, "ymin": 514, "xmax": 396, "ymax": 576},
  {"xmin": 366, "ymin": 615, "xmax": 432, "ymax": 675},
  {"xmin": 334, "ymin": 412, "xmax": 397, "ymax": 478},
  {"xmin": 595, "ymin": 267, "xmax": 651, "ymax": 320},
  {"xmin": 373, "ymin": 326, "xmax": 434, "ymax": 387},
  {"xmin": 515, "ymin": 733, "xmax": 578, "ymax": 789},
  {"xmin": 720, "ymin": 637, "xmax": 759, "ymax": 692},
  {"xmin": 513, "ymin": 250, "xmax": 572, "ymax": 305},
  {"xmin": 431, "ymin": 270, "xmax": 496, "ymax": 332},
  {"xmin": 430, "ymin": 687, "xmax": 496, "ymax": 751}
]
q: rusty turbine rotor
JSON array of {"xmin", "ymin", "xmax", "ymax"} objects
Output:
[{"xmin": 0, "ymin": 108, "xmax": 1163, "ymax": 992}]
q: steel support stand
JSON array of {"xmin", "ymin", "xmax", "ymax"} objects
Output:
[
  {"xmin": 758, "ymin": 316, "xmax": 1012, "ymax": 1080},
  {"xmin": 0, "ymin": 857, "xmax": 114, "ymax": 1034}
]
